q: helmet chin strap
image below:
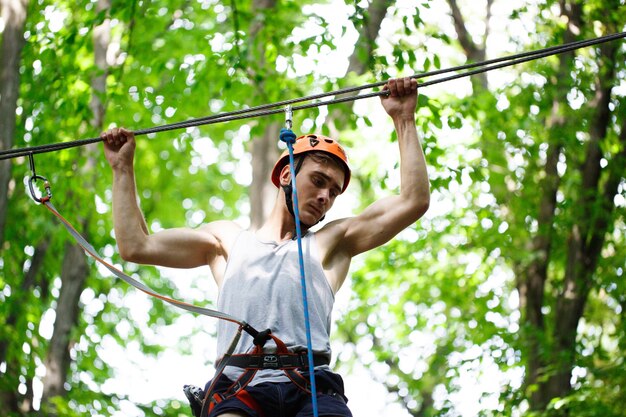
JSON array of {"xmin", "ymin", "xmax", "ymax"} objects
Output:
[{"xmin": 281, "ymin": 155, "xmax": 324, "ymax": 234}]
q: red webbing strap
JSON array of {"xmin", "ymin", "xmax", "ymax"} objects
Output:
[
  {"xmin": 200, "ymin": 325, "xmax": 245, "ymax": 417},
  {"xmin": 284, "ymin": 369, "xmax": 312, "ymax": 393},
  {"xmin": 236, "ymin": 389, "xmax": 265, "ymax": 417},
  {"xmin": 207, "ymin": 387, "xmax": 265, "ymax": 417},
  {"xmin": 214, "ymin": 342, "xmax": 265, "ymax": 402}
]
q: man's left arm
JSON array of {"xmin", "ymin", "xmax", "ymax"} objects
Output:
[{"xmin": 333, "ymin": 77, "xmax": 430, "ymax": 257}]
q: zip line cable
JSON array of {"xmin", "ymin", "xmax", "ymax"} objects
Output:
[{"xmin": 1, "ymin": 31, "xmax": 624, "ymax": 162}]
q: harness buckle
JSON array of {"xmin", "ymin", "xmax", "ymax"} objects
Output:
[
  {"xmin": 183, "ymin": 384, "xmax": 204, "ymax": 417},
  {"xmin": 262, "ymin": 354, "xmax": 279, "ymax": 368}
]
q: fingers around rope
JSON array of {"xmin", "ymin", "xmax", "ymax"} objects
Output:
[
  {"xmin": 401, "ymin": 77, "xmax": 417, "ymax": 93},
  {"xmin": 384, "ymin": 77, "xmax": 417, "ymax": 97},
  {"xmin": 119, "ymin": 127, "xmax": 134, "ymax": 139},
  {"xmin": 100, "ymin": 127, "xmax": 135, "ymax": 146},
  {"xmin": 389, "ymin": 78, "xmax": 400, "ymax": 96}
]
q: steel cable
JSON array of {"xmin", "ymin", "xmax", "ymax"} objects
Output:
[{"xmin": 1, "ymin": 31, "xmax": 624, "ymax": 161}]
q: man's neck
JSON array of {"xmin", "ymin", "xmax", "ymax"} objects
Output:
[{"xmin": 257, "ymin": 204, "xmax": 307, "ymax": 242}]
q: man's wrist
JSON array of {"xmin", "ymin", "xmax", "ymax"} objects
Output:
[
  {"xmin": 112, "ymin": 163, "xmax": 134, "ymax": 176},
  {"xmin": 392, "ymin": 114, "xmax": 417, "ymax": 125}
]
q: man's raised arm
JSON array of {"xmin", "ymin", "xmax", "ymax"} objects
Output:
[
  {"xmin": 102, "ymin": 128, "xmax": 224, "ymax": 269},
  {"xmin": 335, "ymin": 77, "xmax": 430, "ymax": 257}
]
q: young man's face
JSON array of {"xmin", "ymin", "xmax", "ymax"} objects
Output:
[{"xmin": 280, "ymin": 154, "xmax": 345, "ymax": 225}]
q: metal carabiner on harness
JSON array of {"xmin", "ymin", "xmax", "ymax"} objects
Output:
[{"xmin": 27, "ymin": 153, "xmax": 52, "ymax": 203}]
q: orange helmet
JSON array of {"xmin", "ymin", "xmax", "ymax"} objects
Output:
[{"xmin": 271, "ymin": 134, "xmax": 351, "ymax": 193}]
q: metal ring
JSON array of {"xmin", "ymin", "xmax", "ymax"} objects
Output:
[{"xmin": 28, "ymin": 175, "xmax": 52, "ymax": 203}]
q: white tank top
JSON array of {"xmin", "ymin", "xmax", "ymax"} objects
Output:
[{"xmin": 216, "ymin": 230, "xmax": 335, "ymax": 384}]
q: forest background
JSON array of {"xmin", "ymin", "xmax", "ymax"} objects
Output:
[{"xmin": 1, "ymin": 0, "xmax": 625, "ymax": 416}]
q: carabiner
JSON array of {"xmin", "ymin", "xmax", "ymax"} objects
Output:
[
  {"xmin": 28, "ymin": 175, "xmax": 52, "ymax": 203},
  {"xmin": 284, "ymin": 105, "xmax": 293, "ymax": 131},
  {"xmin": 27, "ymin": 153, "xmax": 52, "ymax": 203}
]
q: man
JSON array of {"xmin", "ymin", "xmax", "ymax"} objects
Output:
[{"xmin": 101, "ymin": 77, "xmax": 429, "ymax": 417}]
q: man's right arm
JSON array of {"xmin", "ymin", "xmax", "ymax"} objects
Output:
[{"xmin": 102, "ymin": 128, "xmax": 229, "ymax": 269}]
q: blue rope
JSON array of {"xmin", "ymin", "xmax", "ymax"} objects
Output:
[{"xmin": 279, "ymin": 127, "xmax": 319, "ymax": 417}]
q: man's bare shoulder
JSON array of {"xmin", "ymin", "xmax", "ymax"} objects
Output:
[
  {"xmin": 315, "ymin": 217, "xmax": 352, "ymax": 256},
  {"xmin": 314, "ymin": 218, "xmax": 355, "ymax": 293},
  {"xmin": 199, "ymin": 220, "xmax": 243, "ymax": 244},
  {"xmin": 196, "ymin": 220, "xmax": 243, "ymax": 285}
]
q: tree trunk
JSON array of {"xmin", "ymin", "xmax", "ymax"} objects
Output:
[
  {"xmin": 522, "ymin": 60, "xmax": 571, "ymax": 408},
  {"xmin": 518, "ymin": 141, "xmax": 561, "ymax": 404},
  {"xmin": 40, "ymin": 0, "xmax": 110, "ymax": 412},
  {"xmin": 539, "ymin": 37, "xmax": 619, "ymax": 408},
  {"xmin": 250, "ymin": 122, "xmax": 280, "ymax": 229},
  {"xmin": 0, "ymin": 1, "xmax": 30, "ymax": 412},
  {"xmin": 0, "ymin": 0, "xmax": 29, "ymax": 246},
  {"xmin": 347, "ymin": 0, "xmax": 393, "ymax": 74},
  {"xmin": 41, "ymin": 242, "xmax": 89, "ymax": 403},
  {"xmin": 246, "ymin": 0, "xmax": 279, "ymax": 229},
  {"xmin": 0, "ymin": 237, "xmax": 49, "ymax": 409}
]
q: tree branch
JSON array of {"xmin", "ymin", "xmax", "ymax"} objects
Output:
[{"xmin": 446, "ymin": 0, "xmax": 488, "ymax": 90}]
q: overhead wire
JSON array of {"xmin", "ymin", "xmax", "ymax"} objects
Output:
[{"xmin": 0, "ymin": 31, "xmax": 624, "ymax": 161}]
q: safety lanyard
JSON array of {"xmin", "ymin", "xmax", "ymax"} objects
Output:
[
  {"xmin": 25, "ymin": 152, "xmax": 265, "ymax": 366},
  {"xmin": 279, "ymin": 106, "xmax": 320, "ymax": 417}
]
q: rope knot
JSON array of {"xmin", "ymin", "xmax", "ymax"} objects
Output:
[{"xmin": 279, "ymin": 128, "xmax": 297, "ymax": 145}]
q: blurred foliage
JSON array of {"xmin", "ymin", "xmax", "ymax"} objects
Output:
[{"xmin": 1, "ymin": 0, "xmax": 625, "ymax": 417}]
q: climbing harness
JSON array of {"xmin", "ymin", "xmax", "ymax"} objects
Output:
[
  {"xmin": 195, "ymin": 333, "xmax": 331, "ymax": 417},
  {"xmin": 1, "ymin": 31, "xmax": 624, "ymax": 161}
]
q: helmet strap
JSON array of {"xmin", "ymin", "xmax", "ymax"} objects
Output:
[{"xmin": 280, "ymin": 155, "xmax": 325, "ymax": 232}]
